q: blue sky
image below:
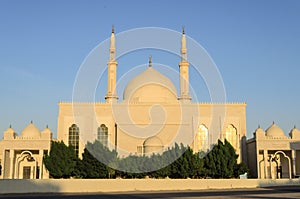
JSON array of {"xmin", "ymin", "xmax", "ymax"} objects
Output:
[{"xmin": 0, "ymin": 0, "xmax": 299, "ymax": 138}]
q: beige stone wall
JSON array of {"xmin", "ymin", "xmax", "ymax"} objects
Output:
[
  {"xmin": 57, "ymin": 102, "xmax": 247, "ymax": 159},
  {"xmin": 0, "ymin": 179, "xmax": 300, "ymax": 194}
]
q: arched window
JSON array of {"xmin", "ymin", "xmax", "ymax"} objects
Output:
[
  {"xmin": 69, "ymin": 124, "xmax": 79, "ymax": 157},
  {"xmin": 196, "ymin": 124, "xmax": 209, "ymax": 152},
  {"xmin": 225, "ymin": 124, "xmax": 238, "ymax": 149},
  {"xmin": 97, "ymin": 124, "xmax": 108, "ymax": 147}
]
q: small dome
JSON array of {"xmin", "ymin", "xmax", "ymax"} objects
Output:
[
  {"xmin": 41, "ymin": 126, "xmax": 51, "ymax": 134},
  {"xmin": 289, "ymin": 126, "xmax": 300, "ymax": 139},
  {"xmin": 4, "ymin": 126, "xmax": 15, "ymax": 134},
  {"xmin": 143, "ymin": 136, "xmax": 163, "ymax": 147},
  {"xmin": 265, "ymin": 122, "xmax": 285, "ymax": 137},
  {"xmin": 254, "ymin": 126, "xmax": 265, "ymax": 138},
  {"xmin": 4, "ymin": 125, "xmax": 16, "ymax": 139},
  {"xmin": 21, "ymin": 122, "xmax": 40, "ymax": 138},
  {"xmin": 123, "ymin": 67, "xmax": 177, "ymax": 101},
  {"xmin": 41, "ymin": 126, "xmax": 52, "ymax": 139}
]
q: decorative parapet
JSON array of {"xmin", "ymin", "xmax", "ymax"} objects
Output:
[
  {"xmin": 265, "ymin": 136, "xmax": 290, "ymax": 140},
  {"xmin": 15, "ymin": 136, "xmax": 41, "ymax": 140}
]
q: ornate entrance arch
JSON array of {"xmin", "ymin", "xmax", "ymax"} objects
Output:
[
  {"xmin": 16, "ymin": 151, "xmax": 36, "ymax": 179},
  {"xmin": 269, "ymin": 151, "xmax": 291, "ymax": 179}
]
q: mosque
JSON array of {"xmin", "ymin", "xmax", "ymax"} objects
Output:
[
  {"xmin": 0, "ymin": 28, "xmax": 299, "ymax": 179},
  {"xmin": 56, "ymin": 28, "xmax": 247, "ymax": 161}
]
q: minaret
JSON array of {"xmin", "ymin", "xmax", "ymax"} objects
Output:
[
  {"xmin": 105, "ymin": 26, "xmax": 119, "ymax": 103},
  {"xmin": 148, "ymin": 55, "xmax": 152, "ymax": 67},
  {"xmin": 178, "ymin": 27, "xmax": 191, "ymax": 102}
]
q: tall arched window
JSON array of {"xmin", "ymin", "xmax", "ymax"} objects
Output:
[
  {"xmin": 196, "ymin": 124, "xmax": 209, "ymax": 152},
  {"xmin": 69, "ymin": 124, "xmax": 79, "ymax": 157},
  {"xmin": 97, "ymin": 124, "xmax": 108, "ymax": 147},
  {"xmin": 225, "ymin": 124, "xmax": 238, "ymax": 149}
]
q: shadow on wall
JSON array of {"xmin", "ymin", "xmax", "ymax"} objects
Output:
[
  {"xmin": 258, "ymin": 179, "xmax": 300, "ymax": 188},
  {"xmin": 0, "ymin": 179, "xmax": 60, "ymax": 194},
  {"xmin": 241, "ymin": 135, "xmax": 247, "ymax": 164}
]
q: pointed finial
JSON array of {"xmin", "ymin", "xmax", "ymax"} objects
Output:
[
  {"xmin": 182, "ymin": 26, "xmax": 185, "ymax": 34},
  {"xmin": 148, "ymin": 55, "xmax": 152, "ymax": 67},
  {"xmin": 294, "ymin": 125, "xmax": 296, "ymax": 129},
  {"xmin": 112, "ymin": 25, "xmax": 114, "ymax": 34},
  {"xmin": 46, "ymin": 124, "xmax": 48, "ymax": 128},
  {"xmin": 272, "ymin": 121, "xmax": 275, "ymax": 124},
  {"xmin": 258, "ymin": 124, "xmax": 260, "ymax": 128},
  {"xmin": 30, "ymin": 120, "xmax": 33, "ymax": 124},
  {"xmin": 9, "ymin": 124, "xmax": 12, "ymax": 128}
]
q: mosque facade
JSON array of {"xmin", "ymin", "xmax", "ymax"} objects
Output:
[
  {"xmin": 57, "ymin": 28, "xmax": 247, "ymax": 161},
  {"xmin": 1, "ymin": 28, "xmax": 298, "ymax": 180}
]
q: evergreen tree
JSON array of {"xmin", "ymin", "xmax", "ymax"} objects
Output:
[
  {"xmin": 47, "ymin": 139, "xmax": 247, "ymax": 179},
  {"xmin": 79, "ymin": 148, "xmax": 109, "ymax": 178},
  {"xmin": 203, "ymin": 139, "xmax": 248, "ymax": 178},
  {"xmin": 234, "ymin": 161, "xmax": 249, "ymax": 178},
  {"xmin": 187, "ymin": 149, "xmax": 205, "ymax": 178},
  {"xmin": 43, "ymin": 141, "xmax": 78, "ymax": 178},
  {"xmin": 85, "ymin": 140, "xmax": 118, "ymax": 166},
  {"xmin": 83, "ymin": 140, "xmax": 118, "ymax": 178}
]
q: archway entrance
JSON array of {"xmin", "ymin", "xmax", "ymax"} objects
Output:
[
  {"xmin": 269, "ymin": 151, "xmax": 291, "ymax": 179},
  {"xmin": 16, "ymin": 151, "xmax": 36, "ymax": 179}
]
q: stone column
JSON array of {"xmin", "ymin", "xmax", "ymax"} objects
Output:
[
  {"xmin": 263, "ymin": 150, "xmax": 268, "ymax": 179},
  {"xmin": 270, "ymin": 155, "xmax": 276, "ymax": 179},
  {"xmin": 9, "ymin": 150, "xmax": 14, "ymax": 179},
  {"xmin": 292, "ymin": 150, "xmax": 296, "ymax": 178},
  {"xmin": 31, "ymin": 165, "xmax": 34, "ymax": 179},
  {"xmin": 257, "ymin": 148, "xmax": 261, "ymax": 179},
  {"xmin": 39, "ymin": 150, "xmax": 43, "ymax": 179},
  {"xmin": 14, "ymin": 154, "xmax": 19, "ymax": 179},
  {"xmin": 2, "ymin": 150, "xmax": 6, "ymax": 179}
]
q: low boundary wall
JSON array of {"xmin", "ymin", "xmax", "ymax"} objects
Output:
[{"xmin": 0, "ymin": 179, "xmax": 300, "ymax": 194}]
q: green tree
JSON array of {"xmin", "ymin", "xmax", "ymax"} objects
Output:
[
  {"xmin": 169, "ymin": 144, "xmax": 189, "ymax": 178},
  {"xmin": 203, "ymin": 139, "xmax": 248, "ymax": 179},
  {"xmin": 79, "ymin": 148, "xmax": 109, "ymax": 178},
  {"xmin": 234, "ymin": 161, "xmax": 249, "ymax": 178},
  {"xmin": 188, "ymin": 150, "xmax": 205, "ymax": 178},
  {"xmin": 167, "ymin": 144, "xmax": 205, "ymax": 178},
  {"xmin": 85, "ymin": 140, "xmax": 118, "ymax": 166},
  {"xmin": 43, "ymin": 141, "xmax": 78, "ymax": 178},
  {"xmin": 83, "ymin": 140, "xmax": 118, "ymax": 178}
]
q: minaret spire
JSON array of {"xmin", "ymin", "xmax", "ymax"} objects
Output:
[
  {"xmin": 148, "ymin": 55, "xmax": 152, "ymax": 67},
  {"xmin": 181, "ymin": 26, "xmax": 187, "ymax": 62},
  {"xmin": 109, "ymin": 25, "xmax": 116, "ymax": 61},
  {"xmin": 178, "ymin": 27, "xmax": 191, "ymax": 102},
  {"xmin": 105, "ymin": 26, "xmax": 119, "ymax": 103}
]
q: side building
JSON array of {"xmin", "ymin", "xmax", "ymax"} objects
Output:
[
  {"xmin": 0, "ymin": 122, "xmax": 52, "ymax": 179},
  {"xmin": 246, "ymin": 122, "xmax": 300, "ymax": 179}
]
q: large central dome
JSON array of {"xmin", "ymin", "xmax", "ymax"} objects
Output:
[{"xmin": 123, "ymin": 66, "xmax": 178, "ymax": 103}]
